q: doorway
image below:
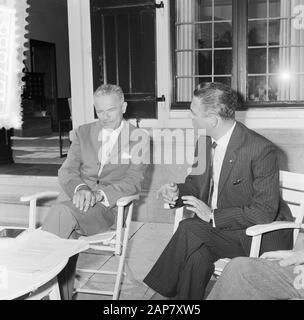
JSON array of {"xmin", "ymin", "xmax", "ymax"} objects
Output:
[
  {"xmin": 30, "ymin": 39, "xmax": 58, "ymax": 130},
  {"xmin": 91, "ymin": 0, "xmax": 158, "ymax": 119}
]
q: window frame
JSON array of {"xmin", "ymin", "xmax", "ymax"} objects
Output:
[{"xmin": 170, "ymin": 0, "xmax": 304, "ymax": 110}]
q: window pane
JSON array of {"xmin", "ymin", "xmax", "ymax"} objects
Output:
[
  {"xmin": 248, "ymin": 0, "xmax": 267, "ymax": 19},
  {"xmin": 269, "ymin": 76, "xmax": 279, "ymax": 101},
  {"xmin": 174, "ymin": 0, "xmax": 233, "ymax": 105},
  {"xmin": 248, "ymin": 49, "xmax": 267, "ymax": 74},
  {"xmin": 247, "ymin": 0, "xmax": 304, "ymax": 102},
  {"xmin": 293, "ymin": 76, "xmax": 304, "ymax": 100},
  {"xmin": 196, "ymin": 51, "xmax": 212, "ymax": 75},
  {"xmin": 269, "ymin": 19, "xmax": 280, "ymax": 45},
  {"xmin": 214, "ymin": 77, "xmax": 231, "ymax": 86},
  {"xmin": 290, "ymin": 47, "xmax": 304, "ymax": 74},
  {"xmin": 177, "ymin": 25, "xmax": 194, "ymax": 50},
  {"xmin": 248, "ymin": 21, "xmax": 267, "ymax": 46},
  {"xmin": 214, "ymin": 22, "xmax": 232, "ymax": 48},
  {"xmin": 214, "ymin": 0, "xmax": 232, "ymax": 20},
  {"xmin": 269, "ymin": 48, "xmax": 279, "ymax": 73},
  {"xmin": 196, "ymin": 23, "xmax": 212, "ymax": 49},
  {"xmin": 269, "ymin": 0, "xmax": 281, "ymax": 17},
  {"xmin": 214, "ymin": 50, "xmax": 232, "ymax": 75},
  {"xmin": 195, "ymin": 77, "xmax": 213, "ymax": 88},
  {"xmin": 274, "ymin": 47, "xmax": 304, "ymax": 76},
  {"xmin": 197, "ymin": 0, "xmax": 212, "ymax": 21},
  {"xmin": 177, "ymin": 52, "xmax": 193, "ymax": 76},
  {"xmin": 248, "ymin": 76, "xmax": 267, "ymax": 101},
  {"xmin": 270, "ymin": 75, "xmax": 304, "ymax": 101}
]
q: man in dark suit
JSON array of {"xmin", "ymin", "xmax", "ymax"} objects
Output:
[
  {"xmin": 42, "ymin": 84, "xmax": 149, "ymax": 299},
  {"xmin": 143, "ymin": 82, "xmax": 293, "ymax": 300}
]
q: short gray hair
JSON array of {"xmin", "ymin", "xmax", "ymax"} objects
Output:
[
  {"xmin": 94, "ymin": 84, "xmax": 125, "ymax": 102},
  {"xmin": 194, "ymin": 82, "xmax": 238, "ymax": 120}
]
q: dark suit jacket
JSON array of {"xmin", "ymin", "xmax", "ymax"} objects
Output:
[{"xmin": 177, "ymin": 122, "xmax": 293, "ymax": 252}]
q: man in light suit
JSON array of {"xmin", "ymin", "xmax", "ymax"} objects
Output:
[
  {"xmin": 42, "ymin": 84, "xmax": 149, "ymax": 299},
  {"xmin": 143, "ymin": 82, "xmax": 293, "ymax": 300}
]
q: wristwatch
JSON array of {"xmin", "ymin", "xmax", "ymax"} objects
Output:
[{"xmin": 95, "ymin": 190, "xmax": 105, "ymax": 202}]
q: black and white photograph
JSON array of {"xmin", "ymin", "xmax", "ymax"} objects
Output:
[{"xmin": 0, "ymin": 0, "xmax": 304, "ymax": 310}]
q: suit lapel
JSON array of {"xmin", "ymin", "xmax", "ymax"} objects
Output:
[
  {"xmin": 218, "ymin": 122, "xmax": 244, "ymax": 197},
  {"xmin": 93, "ymin": 121, "xmax": 103, "ymax": 164},
  {"xmin": 218, "ymin": 150, "xmax": 237, "ymax": 198}
]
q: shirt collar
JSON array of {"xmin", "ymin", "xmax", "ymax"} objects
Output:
[
  {"xmin": 99, "ymin": 120, "xmax": 125, "ymax": 141},
  {"xmin": 212, "ymin": 121, "xmax": 236, "ymax": 150}
]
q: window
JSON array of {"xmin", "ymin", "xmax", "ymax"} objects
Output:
[
  {"xmin": 171, "ymin": 0, "xmax": 304, "ymax": 108},
  {"xmin": 248, "ymin": 0, "xmax": 304, "ymax": 102}
]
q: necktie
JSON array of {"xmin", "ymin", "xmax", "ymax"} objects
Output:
[
  {"xmin": 207, "ymin": 141, "xmax": 217, "ymax": 207},
  {"xmin": 98, "ymin": 131, "xmax": 112, "ymax": 177}
]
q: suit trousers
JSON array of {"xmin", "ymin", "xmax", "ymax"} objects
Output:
[
  {"xmin": 207, "ymin": 257, "xmax": 304, "ymax": 300},
  {"xmin": 42, "ymin": 200, "xmax": 116, "ymax": 300},
  {"xmin": 143, "ymin": 216, "xmax": 293, "ymax": 300}
]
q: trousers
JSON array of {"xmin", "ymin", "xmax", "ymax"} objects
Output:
[
  {"xmin": 143, "ymin": 216, "xmax": 293, "ymax": 300},
  {"xmin": 207, "ymin": 256, "xmax": 304, "ymax": 300}
]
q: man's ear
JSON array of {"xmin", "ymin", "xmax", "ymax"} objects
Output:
[
  {"xmin": 210, "ymin": 115, "xmax": 219, "ymax": 128},
  {"xmin": 122, "ymin": 102, "xmax": 128, "ymax": 114}
]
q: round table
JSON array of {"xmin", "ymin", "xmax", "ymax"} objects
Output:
[{"xmin": 0, "ymin": 258, "xmax": 68, "ymax": 300}]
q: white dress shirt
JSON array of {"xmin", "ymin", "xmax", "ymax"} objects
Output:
[
  {"xmin": 97, "ymin": 120, "xmax": 125, "ymax": 176},
  {"xmin": 210, "ymin": 122, "xmax": 236, "ymax": 225}
]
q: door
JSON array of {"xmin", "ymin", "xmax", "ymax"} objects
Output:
[
  {"xmin": 91, "ymin": 0, "xmax": 158, "ymax": 119},
  {"xmin": 30, "ymin": 39, "xmax": 58, "ymax": 128}
]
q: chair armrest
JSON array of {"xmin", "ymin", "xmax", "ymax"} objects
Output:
[
  {"xmin": 19, "ymin": 191, "xmax": 60, "ymax": 230},
  {"xmin": 116, "ymin": 194, "xmax": 140, "ymax": 207},
  {"xmin": 20, "ymin": 191, "xmax": 60, "ymax": 203},
  {"xmin": 246, "ymin": 221, "xmax": 301, "ymax": 237}
]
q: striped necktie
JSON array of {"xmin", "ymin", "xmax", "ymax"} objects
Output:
[{"xmin": 207, "ymin": 141, "xmax": 217, "ymax": 207}]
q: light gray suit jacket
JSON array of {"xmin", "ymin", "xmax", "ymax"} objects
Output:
[{"xmin": 57, "ymin": 120, "xmax": 149, "ymax": 208}]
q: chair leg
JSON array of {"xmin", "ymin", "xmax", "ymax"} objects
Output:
[
  {"xmin": 74, "ymin": 201, "xmax": 136, "ymax": 300},
  {"xmin": 48, "ymin": 278, "xmax": 61, "ymax": 300},
  {"xmin": 112, "ymin": 204, "xmax": 133, "ymax": 300}
]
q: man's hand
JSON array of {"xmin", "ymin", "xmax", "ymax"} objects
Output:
[
  {"xmin": 260, "ymin": 250, "xmax": 304, "ymax": 267},
  {"xmin": 73, "ymin": 188, "xmax": 97, "ymax": 213},
  {"xmin": 182, "ymin": 196, "xmax": 212, "ymax": 223},
  {"xmin": 157, "ymin": 183, "xmax": 179, "ymax": 206}
]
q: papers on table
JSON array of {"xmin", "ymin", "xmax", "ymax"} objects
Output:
[{"xmin": 0, "ymin": 229, "xmax": 89, "ymax": 274}]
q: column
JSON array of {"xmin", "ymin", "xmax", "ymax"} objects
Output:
[{"xmin": 67, "ymin": 0, "xmax": 94, "ymax": 129}]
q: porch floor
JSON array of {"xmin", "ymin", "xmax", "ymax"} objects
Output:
[
  {"xmin": 73, "ymin": 221, "xmax": 215, "ymax": 300},
  {"xmin": 73, "ymin": 221, "xmax": 171, "ymax": 300}
]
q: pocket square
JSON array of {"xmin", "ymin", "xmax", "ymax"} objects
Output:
[
  {"xmin": 233, "ymin": 179, "xmax": 243, "ymax": 185},
  {"xmin": 121, "ymin": 152, "xmax": 132, "ymax": 159}
]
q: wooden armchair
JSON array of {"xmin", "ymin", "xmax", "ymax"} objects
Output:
[
  {"xmin": 168, "ymin": 170, "xmax": 304, "ymax": 276},
  {"xmin": 20, "ymin": 191, "xmax": 140, "ymax": 300}
]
